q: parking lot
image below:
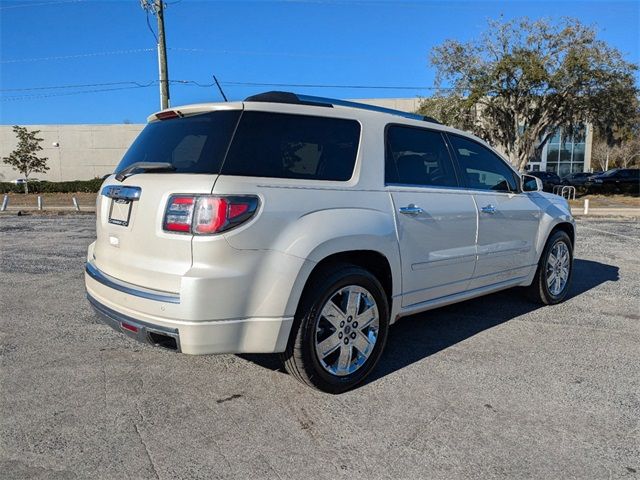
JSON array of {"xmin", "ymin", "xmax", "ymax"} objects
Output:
[{"xmin": 1, "ymin": 214, "xmax": 638, "ymax": 479}]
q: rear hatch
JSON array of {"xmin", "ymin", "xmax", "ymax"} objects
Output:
[{"xmin": 92, "ymin": 106, "xmax": 242, "ymax": 293}]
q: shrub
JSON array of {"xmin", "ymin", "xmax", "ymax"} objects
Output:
[{"xmin": 0, "ymin": 178, "xmax": 103, "ymax": 194}]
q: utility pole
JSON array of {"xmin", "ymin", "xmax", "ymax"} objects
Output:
[
  {"xmin": 141, "ymin": 0, "xmax": 170, "ymax": 109},
  {"xmin": 155, "ymin": 0, "xmax": 169, "ymax": 110}
]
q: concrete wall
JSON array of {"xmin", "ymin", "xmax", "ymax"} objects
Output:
[
  {"xmin": 0, "ymin": 124, "xmax": 143, "ymax": 182},
  {"xmin": 351, "ymin": 97, "xmax": 423, "ymax": 113}
]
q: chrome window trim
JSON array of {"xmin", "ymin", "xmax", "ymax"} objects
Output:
[
  {"xmin": 85, "ymin": 262, "xmax": 180, "ymax": 304},
  {"xmin": 385, "ymin": 183, "xmax": 524, "ymax": 196}
]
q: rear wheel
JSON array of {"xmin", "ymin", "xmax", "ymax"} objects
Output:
[
  {"xmin": 280, "ymin": 264, "xmax": 389, "ymax": 393},
  {"xmin": 526, "ymin": 230, "xmax": 573, "ymax": 304}
]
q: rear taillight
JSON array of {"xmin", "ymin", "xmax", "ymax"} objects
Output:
[
  {"xmin": 163, "ymin": 195, "xmax": 259, "ymax": 235},
  {"xmin": 163, "ymin": 196, "xmax": 194, "ymax": 232}
]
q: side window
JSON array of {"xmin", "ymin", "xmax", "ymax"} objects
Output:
[
  {"xmin": 448, "ymin": 135, "xmax": 518, "ymax": 192},
  {"xmin": 222, "ymin": 112, "xmax": 360, "ymax": 181},
  {"xmin": 385, "ymin": 126, "xmax": 458, "ymax": 187}
]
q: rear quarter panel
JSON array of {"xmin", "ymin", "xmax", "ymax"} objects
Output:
[
  {"xmin": 205, "ymin": 112, "xmax": 402, "ymax": 320},
  {"xmin": 209, "ymin": 176, "xmax": 401, "ymax": 319}
]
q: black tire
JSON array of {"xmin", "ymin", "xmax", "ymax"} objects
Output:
[
  {"xmin": 526, "ymin": 230, "xmax": 573, "ymax": 305},
  {"xmin": 280, "ymin": 263, "xmax": 390, "ymax": 394}
]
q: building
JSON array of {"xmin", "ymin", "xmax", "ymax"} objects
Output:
[
  {"xmin": 0, "ymin": 98, "xmax": 592, "ymax": 182},
  {"xmin": 526, "ymin": 126, "xmax": 593, "ymax": 176}
]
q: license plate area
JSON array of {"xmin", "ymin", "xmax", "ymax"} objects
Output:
[{"xmin": 108, "ymin": 199, "xmax": 133, "ymax": 226}]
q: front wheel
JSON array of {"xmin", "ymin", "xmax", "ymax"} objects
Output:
[
  {"xmin": 280, "ymin": 264, "xmax": 390, "ymax": 393},
  {"xmin": 526, "ymin": 230, "xmax": 573, "ymax": 304}
]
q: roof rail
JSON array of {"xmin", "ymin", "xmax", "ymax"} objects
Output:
[{"xmin": 244, "ymin": 91, "xmax": 441, "ymax": 124}]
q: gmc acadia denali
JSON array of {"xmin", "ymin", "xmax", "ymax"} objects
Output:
[{"xmin": 85, "ymin": 92, "xmax": 575, "ymax": 393}]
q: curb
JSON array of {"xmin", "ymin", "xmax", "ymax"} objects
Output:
[
  {"xmin": 0, "ymin": 208, "xmax": 96, "ymax": 216},
  {"xmin": 571, "ymin": 208, "xmax": 640, "ymax": 218}
]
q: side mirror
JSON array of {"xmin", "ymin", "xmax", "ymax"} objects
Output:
[{"xmin": 522, "ymin": 174, "xmax": 543, "ymax": 192}]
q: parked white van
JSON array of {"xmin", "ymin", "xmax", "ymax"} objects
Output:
[{"xmin": 85, "ymin": 92, "xmax": 575, "ymax": 393}]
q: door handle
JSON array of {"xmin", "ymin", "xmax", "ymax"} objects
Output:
[
  {"xmin": 481, "ymin": 204, "xmax": 496, "ymax": 214},
  {"xmin": 399, "ymin": 204, "xmax": 423, "ymax": 215}
]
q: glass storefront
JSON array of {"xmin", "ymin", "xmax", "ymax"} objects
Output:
[{"xmin": 544, "ymin": 126, "xmax": 586, "ymax": 177}]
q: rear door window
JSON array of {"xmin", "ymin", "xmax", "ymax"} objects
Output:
[
  {"xmin": 385, "ymin": 125, "xmax": 459, "ymax": 187},
  {"xmin": 448, "ymin": 135, "xmax": 519, "ymax": 192},
  {"xmin": 116, "ymin": 110, "xmax": 241, "ymax": 174},
  {"xmin": 222, "ymin": 112, "xmax": 361, "ymax": 181}
]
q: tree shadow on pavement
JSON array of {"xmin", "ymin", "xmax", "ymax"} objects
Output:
[{"xmin": 239, "ymin": 259, "xmax": 619, "ymax": 382}]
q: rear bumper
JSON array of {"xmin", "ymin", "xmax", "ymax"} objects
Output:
[
  {"xmin": 88, "ymin": 294, "xmax": 182, "ymax": 351},
  {"xmin": 85, "ymin": 262, "xmax": 294, "ymax": 355}
]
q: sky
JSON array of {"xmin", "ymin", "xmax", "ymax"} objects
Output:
[{"xmin": 0, "ymin": 0, "xmax": 638, "ymax": 124}]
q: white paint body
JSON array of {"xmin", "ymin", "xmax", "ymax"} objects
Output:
[{"xmin": 85, "ymin": 100, "xmax": 575, "ymax": 355}]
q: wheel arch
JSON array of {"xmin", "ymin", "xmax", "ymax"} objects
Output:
[
  {"xmin": 532, "ymin": 219, "xmax": 576, "ymax": 268},
  {"xmin": 284, "ymin": 247, "xmax": 398, "ymax": 324},
  {"xmin": 549, "ymin": 221, "xmax": 575, "ymax": 247}
]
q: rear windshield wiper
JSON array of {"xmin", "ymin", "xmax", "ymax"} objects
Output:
[{"xmin": 115, "ymin": 162, "xmax": 176, "ymax": 182}]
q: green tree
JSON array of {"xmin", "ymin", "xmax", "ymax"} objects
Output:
[
  {"xmin": 423, "ymin": 17, "xmax": 639, "ymax": 171},
  {"xmin": 2, "ymin": 126, "xmax": 49, "ymax": 193}
]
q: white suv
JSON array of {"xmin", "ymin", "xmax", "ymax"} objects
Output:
[{"xmin": 85, "ymin": 92, "xmax": 575, "ymax": 393}]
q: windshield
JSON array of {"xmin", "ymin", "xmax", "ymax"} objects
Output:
[
  {"xmin": 115, "ymin": 110, "xmax": 241, "ymax": 175},
  {"xmin": 600, "ymin": 169, "xmax": 620, "ymax": 177}
]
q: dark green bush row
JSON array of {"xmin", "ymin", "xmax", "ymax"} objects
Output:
[{"xmin": 0, "ymin": 178, "xmax": 103, "ymax": 194}]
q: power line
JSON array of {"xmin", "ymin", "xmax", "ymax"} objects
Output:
[
  {"xmin": 171, "ymin": 47, "xmax": 360, "ymax": 59},
  {"xmin": 0, "ymin": 83, "xmax": 155, "ymax": 101},
  {"xmin": 0, "ymin": 81, "xmax": 157, "ymax": 92},
  {"xmin": 171, "ymin": 79, "xmax": 443, "ymax": 90},
  {"xmin": 0, "ymin": 79, "xmax": 448, "ymax": 101},
  {"xmin": 171, "ymin": 79, "xmax": 215, "ymax": 87},
  {"xmin": 0, "ymin": 0, "xmax": 85, "ymax": 10},
  {"xmin": 0, "ymin": 48, "xmax": 155, "ymax": 64},
  {"xmin": 220, "ymin": 81, "xmax": 443, "ymax": 90},
  {"xmin": 2, "ymin": 46, "xmax": 412, "ymax": 64},
  {"xmin": 144, "ymin": 8, "xmax": 159, "ymax": 44}
]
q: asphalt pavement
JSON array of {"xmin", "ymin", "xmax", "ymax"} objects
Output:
[{"xmin": 1, "ymin": 215, "xmax": 638, "ymax": 479}]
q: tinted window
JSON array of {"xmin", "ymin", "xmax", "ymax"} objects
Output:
[
  {"xmin": 116, "ymin": 111, "xmax": 241, "ymax": 174},
  {"xmin": 448, "ymin": 135, "xmax": 518, "ymax": 192},
  {"xmin": 385, "ymin": 126, "xmax": 458, "ymax": 187},
  {"xmin": 222, "ymin": 112, "xmax": 360, "ymax": 181},
  {"xmin": 617, "ymin": 169, "xmax": 638, "ymax": 178}
]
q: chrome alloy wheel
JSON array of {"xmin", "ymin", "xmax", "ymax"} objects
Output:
[
  {"xmin": 546, "ymin": 241, "xmax": 570, "ymax": 296},
  {"xmin": 314, "ymin": 285, "xmax": 380, "ymax": 377}
]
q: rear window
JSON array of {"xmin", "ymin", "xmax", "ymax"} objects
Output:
[
  {"xmin": 221, "ymin": 112, "xmax": 360, "ymax": 181},
  {"xmin": 116, "ymin": 110, "xmax": 241, "ymax": 174}
]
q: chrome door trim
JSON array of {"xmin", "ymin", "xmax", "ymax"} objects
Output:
[
  {"xmin": 85, "ymin": 262, "xmax": 180, "ymax": 304},
  {"xmin": 385, "ymin": 183, "xmax": 518, "ymax": 196}
]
